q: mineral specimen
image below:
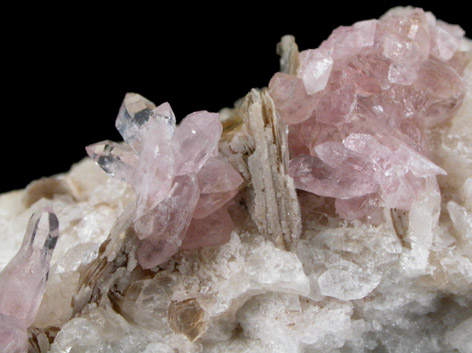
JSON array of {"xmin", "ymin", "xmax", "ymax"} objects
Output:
[{"xmin": 0, "ymin": 6, "xmax": 471, "ymax": 353}]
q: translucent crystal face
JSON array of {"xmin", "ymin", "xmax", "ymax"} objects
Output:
[
  {"xmin": 269, "ymin": 7, "xmax": 466, "ymax": 221},
  {"xmin": 150, "ymin": 102, "xmax": 177, "ymax": 131},
  {"xmin": 85, "ymin": 141, "xmax": 138, "ymax": 182},
  {"xmin": 87, "ymin": 94, "xmax": 243, "ymax": 269}
]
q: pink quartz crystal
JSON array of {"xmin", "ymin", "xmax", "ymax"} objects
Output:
[
  {"xmin": 0, "ymin": 211, "xmax": 60, "ymax": 352},
  {"xmin": 172, "ymin": 111, "xmax": 222, "ymax": 175},
  {"xmin": 298, "ymin": 49, "xmax": 334, "ymax": 95},
  {"xmin": 269, "ymin": 7, "xmax": 465, "ymax": 221},
  {"xmin": 87, "ymin": 93, "xmax": 243, "ymax": 269},
  {"xmin": 268, "ymin": 73, "xmax": 316, "ymax": 125},
  {"xmin": 182, "ymin": 207, "xmax": 234, "ymax": 250}
]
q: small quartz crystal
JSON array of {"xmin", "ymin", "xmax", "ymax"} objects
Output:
[{"xmin": 0, "ymin": 211, "xmax": 59, "ymax": 352}]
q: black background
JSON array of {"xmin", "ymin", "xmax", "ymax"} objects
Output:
[{"xmin": 2, "ymin": 2, "xmax": 470, "ymax": 193}]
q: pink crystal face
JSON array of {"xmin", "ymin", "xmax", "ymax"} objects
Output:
[
  {"xmin": 269, "ymin": 7, "xmax": 465, "ymax": 221},
  {"xmin": 87, "ymin": 93, "xmax": 243, "ymax": 269},
  {"xmin": 0, "ymin": 211, "xmax": 60, "ymax": 352},
  {"xmin": 182, "ymin": 207, "xmax": 234, "ymax": 250},
  {"xmin": 172, "ymin": 112, "xmax": 222, "ymax": 175}
]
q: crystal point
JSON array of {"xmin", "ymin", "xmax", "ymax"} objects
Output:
[
  {"xmin": 151, "ymin": 102, "xmax": 176, "ymax": 128},
  {"xmin": 289, "ymin": 154, "xmax": 376, "ymax": 199},
  {"xmin": 320, "ymin": 19, "xmax": 377, "ymax": 59},
  {"xmin": 431, "ymin": 20, "xmax": 465, "ymax": 61},
  {"xmin": 298, "ymin": 49, "xmax": 333, "ymax": 95},
  {"xmin": 115, "ymin": 93, "xmax": 157, "ymax": 152},
  {"xmin": 85, "ymin": 140, "xmax": 138, "ymax": 183}
]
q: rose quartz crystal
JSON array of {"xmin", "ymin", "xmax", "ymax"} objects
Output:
[
  {"xmin": 0, "ymin": 211, "xmax": 60, "ymax": 353},
  {"xmin": 87, "ymin": 94, "xmax": 243, "ymax": 269},
  {"xmin": 269, "ymin": 7, "xmax": 465, "ymax": 221}
]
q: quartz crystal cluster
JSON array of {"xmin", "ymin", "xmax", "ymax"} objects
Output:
[
  {"xmin": 86, "ymin": 94, "xmax": 243, "ymax": 268},
  {"xmin": 0, "ymin": 6, "xmax": 472, "ymax": 353},
  {"xmin": 270, "ymin": 7, "xmax": 466, "ymax": 222}
]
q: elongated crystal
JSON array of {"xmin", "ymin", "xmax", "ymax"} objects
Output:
[
  {"xmin": 0, "ymin": 211, "xmax": 60, "ymax": 352},
  {"xmin": 85, "ymin": 140, "xmax": 138, "ymax": 183},
  {"xmin": 136, "ymin": 174, "xmax": 200, "ymax": 269},
  {"xmin": 115, "ymin": 93, "xmax": 157, "ymax": 152}
]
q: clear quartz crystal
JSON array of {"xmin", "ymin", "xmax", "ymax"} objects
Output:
[
  {"xmin": 115, "ymin": 93, "xmax": 157, "ymax": 153},
  {"xmin": 85, "ymin": 141, "xmax": 138, "ymax": 182}
]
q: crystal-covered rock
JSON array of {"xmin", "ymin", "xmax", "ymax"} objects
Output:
[{"xmin": 1, "ymin": 6, "xmax": 470, "ymax": 353}]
